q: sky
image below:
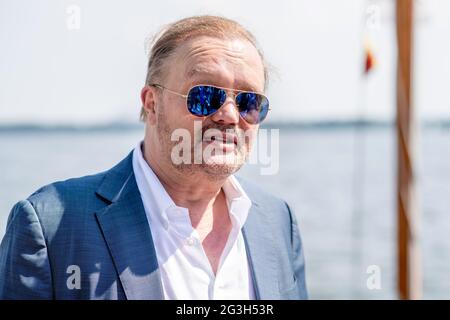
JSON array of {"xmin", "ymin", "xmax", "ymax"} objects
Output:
[{"xmin": 0, "ymin": 0, "xmax": 449, "ymax": 125}]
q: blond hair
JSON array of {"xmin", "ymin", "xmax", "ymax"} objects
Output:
[{"xmin": 140, "ymin": 15, "xmax": 268, "ymax": 121}]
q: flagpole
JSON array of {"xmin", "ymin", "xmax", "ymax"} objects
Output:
[{"xmin": 396, "ymin": 0, "xmax": 422, "ymax": 300}]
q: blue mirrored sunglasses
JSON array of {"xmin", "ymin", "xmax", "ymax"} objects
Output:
[{"xmin": 150, "ymin": 84, "xmax": 270, "ymax": 124}]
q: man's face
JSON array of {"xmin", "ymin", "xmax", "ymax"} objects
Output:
[{"xmin": 150, "ymin": 36, "xmax": 265, "ymax": 180}]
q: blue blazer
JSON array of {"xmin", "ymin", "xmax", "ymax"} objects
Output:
[{"xmin": 0, "ymin": 151, "xmax": 307, "ymax": 300}]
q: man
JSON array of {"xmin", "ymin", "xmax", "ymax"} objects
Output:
[{"xmin": 0, "ymin": 15, "xmax": 307, "ymax": 300}]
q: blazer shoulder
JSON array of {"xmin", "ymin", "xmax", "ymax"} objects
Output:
[
  {"xmin": 27, "ymin": 150, "xmax": 134, "ymax": 209},
  {"xmin": 235, "ymin": 176, "xmax": 288, "ymax": 208},
  {"xmin": 21, "ymin": 152, "xmax": 134, "ymax": 240},
  {"xmin": 27, "ymin": 170, "xmax": 107, "ymax": 209},
  {"xmin": 236, "ymin": 176, "xmax": 293, "ymax": 230}
]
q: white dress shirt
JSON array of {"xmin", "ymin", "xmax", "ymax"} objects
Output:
[{"xmin": 132, "ymin": 142, "xmax": 255, "ymax": 300}]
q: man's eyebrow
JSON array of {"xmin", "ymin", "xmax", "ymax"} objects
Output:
[{"xmin": 186, "ymin": 68, "xmax": 259, "ymax": 92}]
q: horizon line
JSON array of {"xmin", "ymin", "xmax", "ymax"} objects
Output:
[{"xmin": 1, "ymin": 119, "xmax": 450, "ymax": 132}]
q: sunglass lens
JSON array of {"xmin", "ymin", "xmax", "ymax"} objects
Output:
[
  {"xmin": 187, "ymin": 86, "xmax": 227, "ymax": 116},
  {"xmin": 236, "ymin": 92, "xmax": 270, "ymax": 124}
]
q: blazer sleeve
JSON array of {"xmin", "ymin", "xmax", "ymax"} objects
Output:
[
  {"xmin": 286, "ymin": 202, "xmax": 308, "ymax": 299},
  {"xmin": 0, "ymin": 200, "xmax": 53, "ymax": 299}
]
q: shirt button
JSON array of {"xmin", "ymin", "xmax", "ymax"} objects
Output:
[
  {"xmin": 162, "ymin": 220, "xmax": 169, "ymax": 230},
  {"xmin": 186, "ymin": 237, "xmax": 196, "ymax": 246}
]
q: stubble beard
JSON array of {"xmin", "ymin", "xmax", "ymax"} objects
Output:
[{"xmin": 156, "ymin": 109, "xmax": 250, "ymax": 181}]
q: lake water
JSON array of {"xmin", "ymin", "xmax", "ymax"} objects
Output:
[{"xmin": 1, "ymin": 126, "xmax": 449, "ymax": 299}]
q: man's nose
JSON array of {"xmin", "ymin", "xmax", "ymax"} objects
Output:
[{"xmin": 210, "ymin": 97, "xmax": 240, "ymax": 124}]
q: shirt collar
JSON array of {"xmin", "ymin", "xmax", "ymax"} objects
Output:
[
  {"xmin": 133, "ymin": 141, "xmax": 178, "ymax": 228},
  {"xmin": 222, "ymin": 175, "xmax": 252, "ymax": 228}
]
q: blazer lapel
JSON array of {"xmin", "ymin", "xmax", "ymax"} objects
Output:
[
  {"xmin": 243, "ymin": 202, "xmax": 281, "ymax": 300},
  {"xmin": 94, "ymin": 153, "xmax": 164, "ymax": 300},
  {"xmin": 93, "ymin": 152, "xmax": 282, "ymax": 300}
]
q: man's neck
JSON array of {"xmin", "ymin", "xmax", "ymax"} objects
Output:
[
  {"xmin": 142, "ymin": 140, "xmax": 228, "ymax": 223},
  {"xmin": 141, "ymin": 140, "xmax": 233, "ymax": 275}
]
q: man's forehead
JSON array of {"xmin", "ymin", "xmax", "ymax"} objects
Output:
[{"xmin": 173, "ymin": 36, "xmax": 265, "ymax": 91}]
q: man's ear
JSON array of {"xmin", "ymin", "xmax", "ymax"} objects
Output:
[{"xmin": 141, "ymin": 85, "xmax": 158, "ymax": 125}]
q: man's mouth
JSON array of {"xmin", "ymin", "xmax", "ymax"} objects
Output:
[
  {"xmin": 203, "ymin": 132, "xmax": 237, "ymax": 144},
  {"xmin": 202, "ymin": 132, "xmax": 238, "ymax": 152}
]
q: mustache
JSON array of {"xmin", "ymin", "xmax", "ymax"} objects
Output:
[{"xmin": 201, "ymin": 124, "xmax": 243, "ymax": 136}]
